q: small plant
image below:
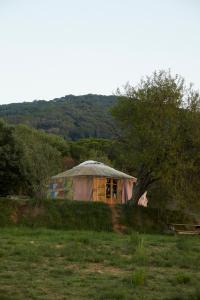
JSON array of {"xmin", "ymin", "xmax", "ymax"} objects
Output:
[
  {"xmin": 176, "ymin": 272, "xmax": 191, "ymax": 284},
  {"xmin": 134, "ymin": 246, "xmax": 147, "ymax": 266},
  {"xmin": 128, "ymin": 232, "xmax": 147, "ymax": 266},
  {"xmin": 132, "ymin": 268, "xmax": 146, "ymax": 286},
  {"xmin": 128, "ymin": 231, "xmax": 143, "ymax": 253}
]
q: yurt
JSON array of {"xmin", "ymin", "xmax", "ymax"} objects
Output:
[{"xmin": 49, "ymin": 160, "xmax": 137, "ymax": 204}]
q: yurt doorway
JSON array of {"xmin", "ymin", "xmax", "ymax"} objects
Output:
[
  {"xmin": 93, "ymin": 177, "xmax": 122, "ymax": 204},
  {"xmin": 106, "ymin": 178, "xmax": 122, "ymax": 204}
]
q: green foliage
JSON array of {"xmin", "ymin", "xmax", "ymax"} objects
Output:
[
  {"xmin": 0, "ymin": 94, "xmax": 118, "ymax": 140},
  {"xmin": 119, "ymin": 204, "xmax": 194, "ymax": 233},
  {"xmin": 0, "ymin": 198, "xmax": 17, "ymax": 226},
  {"xmin": 0, "ymin": 120, "xmax": 70, "ymax": 197},
  {"xmin": 131, "ymin": 268, "xmax": 146, "ymax": 286},
  {"xmin": 79, "ymin": 148, "xmax": 112, "ymax": 165},
  {"xmin": 0, "ymin": 120, "xmax": 24, "ymax": 195},
  {"xmin": 57, "ymin": 200, "xmax": 113, "ymax": 231},
  {"xmin": 175, "ymin": 272, "xmax": 191, "ymax": 284},
  {"xmin": 1, "ymin": 118, "xmax": 118, "ymax": 197},
  {"xmin": 69, "ymin": 138, "xmax": 116, "ymax": 165},
  {"xmin": 112, "ymin": 70, "xmax": 200, "ymax": 208},
  {"xmin": 127, "ymin": 232, "xmax": 147, "ymax": 267},
  {"xmin": 0, "ymin": 198, "xmax": 113, "ymax": 231},
  {"xmin": 128, "ymin": 231, "xmax": 143, "ymax": 252},
  {"xmin": 0, "ymin": 198, "xmax": 195, "ymax": 234},
  {"xmin": 14, "ymin": 125, "xmax": 62, "ymax": 197}
]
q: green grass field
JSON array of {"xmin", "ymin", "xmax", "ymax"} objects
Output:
[{"xmin": 0, "ymin": 228, "xmax": 200, "ymax": 300}]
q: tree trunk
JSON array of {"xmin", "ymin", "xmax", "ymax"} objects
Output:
[
  {"xmin": 129, "ymin": 172, "xmax": 159, "ymax": 205},
  {"xmin": 131, "ymin": 179, "xmax": 148, "ymax": 205}
]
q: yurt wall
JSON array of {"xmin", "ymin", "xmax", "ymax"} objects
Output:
[
  {"xmin": 49, "ymin": 177, "xmax": 73, "ymax": 199},
  {"xmin": 49, "ymin": 175, "xmax": 134, "ymax": 203}
]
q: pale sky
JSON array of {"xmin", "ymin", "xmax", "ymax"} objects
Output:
[{"xmin": 0, "ymin": 0, "xmax": 199, "ymax": 104}]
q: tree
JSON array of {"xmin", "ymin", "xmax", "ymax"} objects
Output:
[
  {"xmin": 14, "ymin": 125, "xmax": 62, "ymax": 198},
  {"xmin": 111, "ymin": 70, "xmax": 200, "ymax": 208},
  {"xmin": 80, "ymin": 148, "xmax": 112, "ymax": 166},
  {"xmin": 0, "ymin": 119, "xmax": 24, "ymax": 195},
  {"xmin": 0, "ymin": 121, "xmax": 64, "ymax": 198},
  {"xmin": 69, "ymin": 138, "xmax": 115, "ymax": 165}
]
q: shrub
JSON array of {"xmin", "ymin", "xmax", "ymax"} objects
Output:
[
  {"xmin": 0, "ymin": 198, "xmax": 113, "ymax": 232},
  {"xmin": 0, "ymin": 198, "xmax": 19, "ymax": 226},
  {"xmin": 0, "ymin": 197, "xmax": 195, "ymax": 233}
]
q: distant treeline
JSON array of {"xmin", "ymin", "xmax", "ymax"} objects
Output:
[{"xmin": 0, "ymin": 94, "xmax": 118, "ymax": 140}]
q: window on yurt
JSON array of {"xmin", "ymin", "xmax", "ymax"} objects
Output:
[
  {"xmin": 112, "ymin": 179, "xmax": 118, "ymax": 198},
  {"xmin": 106, "ymin": 178, "xmax": 111, "ymax": 198}
]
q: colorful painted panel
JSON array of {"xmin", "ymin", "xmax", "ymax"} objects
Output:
[{"xmin": 49, "ymin": 177, "xmax": 73, "ymax": 199}]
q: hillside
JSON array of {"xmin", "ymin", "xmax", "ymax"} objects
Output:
[{"xmin": 0, "ymin": 94, "xmax": 118, "ymax": 140}]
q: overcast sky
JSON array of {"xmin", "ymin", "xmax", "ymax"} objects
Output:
[{"xmin": 0, "ymin": 0, "xmax": 199, "ymax": 104}]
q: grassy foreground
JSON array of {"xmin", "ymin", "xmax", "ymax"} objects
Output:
[{"xmin": 0, "ymin": 228, "xmax": 200, "ymax": 300}]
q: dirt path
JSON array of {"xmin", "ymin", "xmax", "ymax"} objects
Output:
[{"xmin": 110, "ymin": 205, "xmax": 127, "ymax": 234}]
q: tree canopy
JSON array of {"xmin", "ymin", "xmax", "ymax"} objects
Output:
[
  {"xmin": 0, "ymin": 120, "xmax": 24, "ymax": 195},
  {"xmin": 0, "ymin": 121, "xmax": 68, "ymax": 197},
  {"xmin": 0, "ymin": 120, "xmax": 116, "ymax": 198},
  {"xmin": 112, "ymin": 70, "xmax": 200, "ymax": 209}
]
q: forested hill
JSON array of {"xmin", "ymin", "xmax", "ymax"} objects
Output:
[{"xmin": 0, "ymin": 94, "xmax": 118, "ymax": 140}]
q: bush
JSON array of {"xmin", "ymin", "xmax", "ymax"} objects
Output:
[
  {"xmin": 0, "ymin": 197, "xmax": 195, "ymax": 233},
  {"xmin": 0, "ymin": 198, "xmax": 19, "ymax": 226},
  {"xmin": 119, "ymin": 205, "xmax": 195, "ymax": 233},
  {"xmin": 0, "ymin": 198, "xmax": 113, "ymax": 232}
]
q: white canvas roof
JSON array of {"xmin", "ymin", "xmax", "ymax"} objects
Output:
[{"xmin": 53, "ymin": 160, "xmax": 136, "ymax": 180}]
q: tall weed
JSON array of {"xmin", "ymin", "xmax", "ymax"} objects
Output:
[
  {"xmin": 131, "ymin": 268, "xmax": 146, "ymax": 286},
  {"xmin": 128, "ymin": 231, "xmax": 143, "ymax": 253}
]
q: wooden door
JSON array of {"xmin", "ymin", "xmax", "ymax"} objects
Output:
[
  {"xmin": 93, "ymin": 177, "xmax": 106, "ymax": 201},
  {"xmin": 93, "ymin": 177, "xmax": 122, "ymax": 204}
]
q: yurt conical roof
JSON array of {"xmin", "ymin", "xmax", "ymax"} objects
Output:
[{"xmin": 52, "ymin": 160, "xmax": 136, "ymax": 180}]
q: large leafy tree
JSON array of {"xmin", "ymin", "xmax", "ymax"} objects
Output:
[
  {"xmin": 0, "ymin": 120, "xmax": 24, "ymax": 195},
  {"xmin": 14, "ymin": 125, "xmax": 62, "ymax": 198},
  {"xmin": 112, "ymin": 70, "xmax": 200, "ymax": 208},
  {"xmin": 0, "ymin": 121, "xmax": 65, "ymax": 198}
]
